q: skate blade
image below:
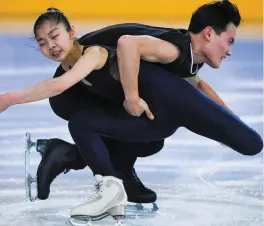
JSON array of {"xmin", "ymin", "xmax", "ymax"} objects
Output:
[
  {"xmin": 69, "ymin": 206, "xmax": 126, "ymax": 226},
  {"xmin": 25, "ymin": 132, "xmax": 37, "ymax": 202},
  {"xmin": 68, "ymin": 216, "xmax": 127, "ymax": 226},
  {"xmin": 68, "ymin": 219, "xmax": 127, "ymax": 226},
  {"xmin": 125, "ymin": 203, "xmax": 158, "ymax": 219},
  {"xmin": 68, "ymin": 213, "xmax": 110, "ymax": 226},
  {"xmin": 68, "ymin": 217, "xmax": 93, "ymax": 226}
]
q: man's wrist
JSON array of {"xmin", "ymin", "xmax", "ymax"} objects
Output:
[{"xmin": 125, "ymin": 92, "xmax": 140, "ymax": 102}]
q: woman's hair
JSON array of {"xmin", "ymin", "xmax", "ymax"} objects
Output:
[{"xmin": 33, "ymin": 8, "xmax": 71, "ymax": 37}]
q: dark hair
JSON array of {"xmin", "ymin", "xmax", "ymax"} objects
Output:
[
  {"xmin": 33, "ymin": 8, "xmax": 71, "ymax": 37},
  {"xmin": 188, "ymin": 0, "xmax": 241, "ymax": 35}
]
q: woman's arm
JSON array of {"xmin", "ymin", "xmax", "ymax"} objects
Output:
[{"xmin": 7, "ymin": 46, "xmax": 108, "ymax": 105}]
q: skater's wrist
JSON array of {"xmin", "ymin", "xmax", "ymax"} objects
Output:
[
  {"xmin": 125, "ymin": 93, "xmax": 140, "ymax": 102},
  {"xmin": 3, "ymin": 93, "xmax": 14, "ymax": 106}
]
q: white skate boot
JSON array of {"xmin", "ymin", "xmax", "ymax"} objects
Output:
[{"xmin": 69, "ymin": 175, "xmax": 127, "ymax": 226}]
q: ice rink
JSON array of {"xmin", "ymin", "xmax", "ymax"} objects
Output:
[{"xmin": 0, "ymin": 26, "xmax": 263, "ymax": 226}]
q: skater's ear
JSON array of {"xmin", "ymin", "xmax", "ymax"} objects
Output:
[
  {"xmin": 70, "ymin": 25, "xmax": 77, "ymax": 40},
  {"xmin": 203, "ymin": 26, "xmax": 213, "ymax": 42}
]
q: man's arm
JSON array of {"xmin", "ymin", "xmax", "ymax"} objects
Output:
[
  {"xmin": 117, "ymin": 35, "xmax": 180, "ymax": 100},
  {"xmin": 197, "ymin": 79, "xmax": 235, "ymax": 114},
  {"xmin": 117, "ymin": 35, "xmax": 180, "ymax": 119}
]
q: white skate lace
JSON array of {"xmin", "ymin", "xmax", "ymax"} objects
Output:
[{"xmin": 89, "ymin": 182, "xmax": 103, "ymax": 200}]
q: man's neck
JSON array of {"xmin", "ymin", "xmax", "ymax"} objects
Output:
[{"xmin": 189, "ymin": 32, "xmax": 206, "ymax": 64}]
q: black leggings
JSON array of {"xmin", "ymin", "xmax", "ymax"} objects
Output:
[
  {"xmin": 49, "ymin": 80, "xmax": 165, "ymax": 175},
  {"xmin": 66, "ymin": 61, "xmax": 263, "ymax": 176}
]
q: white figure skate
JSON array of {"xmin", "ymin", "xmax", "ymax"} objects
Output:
[{"xmin": 69, "ymin": 175, "xmax": 127, "ymax": 226}]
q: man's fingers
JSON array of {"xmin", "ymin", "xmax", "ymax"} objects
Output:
[
  {"xmin": 145, "ymin": 107, "xmax": 154, "ymax": 120},
  {"xmin": 138, "ymin": 98, "xmax": 148, "ymax": 109},
  {"xmin": 139, "ymin": 98, "xmax": 154, "ymax": 120}
]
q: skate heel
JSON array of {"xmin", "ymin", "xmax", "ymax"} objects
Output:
[{"xmin": 108, "ymin": 205, "xmax": 126, "ymax": 218}]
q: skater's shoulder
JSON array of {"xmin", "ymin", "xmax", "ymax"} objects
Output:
[
  {"xmin": 157, "ymin": 28, "xmax": 191, "ymax": 44},
  {"xmin": 82, "ymin": 45, "xmax": 117, "ymax": 69},
  {"xmin": 82, "ymin": 44, "xmax": 116, "ymax": 56},
  {"xmin": 156, "ymin": 31, "xmax": 204, "ymax": 77},
  {"xmin": 155, "ymin": 28, "xmax": 192, "ymax": 63}
]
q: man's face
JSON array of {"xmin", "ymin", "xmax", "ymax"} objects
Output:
[{"xmin": 203, "ymin": 23, "xmax": 236, "ymax": 68}]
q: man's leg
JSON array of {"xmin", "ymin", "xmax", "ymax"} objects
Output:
[
  {"xmin": 138, "ymin": 62, "xmax": 263, "ymax": 155},
  {"xmin": 83, "ymin": 60, "xmax": 263, "ymax": 155}
]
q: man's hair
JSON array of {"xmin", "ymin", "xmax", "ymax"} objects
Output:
[{"xmin": 188, "ymin": 0, "xmax": 241, "ymax": 35}]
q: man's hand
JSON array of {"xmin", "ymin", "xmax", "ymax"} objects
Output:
[
  {"xmin": 123, "ymin": 97, "xmax": 154, "ymax": 120},
  {"xmin": 0, "ymin": 94, "xmax": 12, "ymax": 113}
]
